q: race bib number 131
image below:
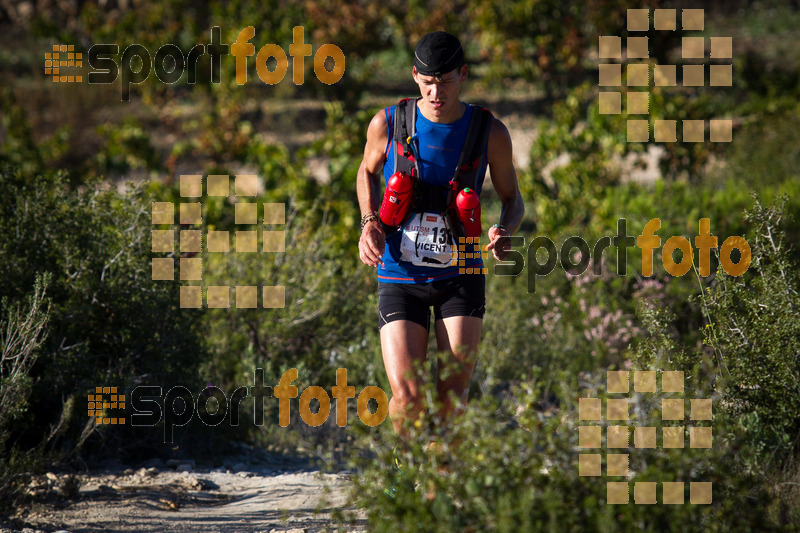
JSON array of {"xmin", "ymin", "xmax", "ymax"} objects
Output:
[{"xmin": 399, "ymin": 213, "xmax": 453, "ymax": 268}]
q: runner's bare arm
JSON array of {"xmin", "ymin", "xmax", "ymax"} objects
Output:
[
  {"xmin": 485, "ymin": 117, "xmax": 525, "ymax": 260},
  {"xmin": 356, "ymin": 110, "xmax": 389, "ymax": 267}
]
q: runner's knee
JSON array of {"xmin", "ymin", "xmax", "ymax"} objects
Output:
[{"xmin": 390, "ymin": 386, "xmax": 423, "ymax": 413}]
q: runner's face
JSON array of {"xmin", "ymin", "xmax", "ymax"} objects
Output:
[{"xmin": 413, "ymin": 65, "xmax": 467, "ymax": 120}]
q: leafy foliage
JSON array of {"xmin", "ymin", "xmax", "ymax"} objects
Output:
[
  {"xmin": 699, "ymin": 197, "xmax": 800, "ymax": 459},
  {"xmin": 0, "ymin": 167, "xmax": 207, "ymax": 460},
  {"xmin": 338, "ymin": 360, "xmax": 772, "ymax": 532}
]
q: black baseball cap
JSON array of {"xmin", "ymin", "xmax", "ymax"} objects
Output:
[{"xmin": 414, "ymin": 31, "xmax": 465, "ymax": 77}]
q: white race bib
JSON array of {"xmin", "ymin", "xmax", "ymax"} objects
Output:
[{"xmin": 399, "ymin": 212, "xmax": 453, "ymax": 268}]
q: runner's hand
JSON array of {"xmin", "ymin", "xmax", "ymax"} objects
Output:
[
  {"xmin": 359, "ymin": 221, "xmax": 385, "ymax": 268},
  {"xmin": 485, "ymin": 225, "xmax": 511, "ymax": 261}
]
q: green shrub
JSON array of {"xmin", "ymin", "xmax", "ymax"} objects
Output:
[
  {"xmin": 337, "ymin": 359, "xmax": 773, "ymax": 532},
  {"xmin": 0, "ymin": 167, "xmax": 207, "ymax": 460},
  {"xmin": 634, "ymin": 196, "xmax": 800, "ymax": 526},
  {"xmin": 196, "ymin": 198, "xmax": 376, "ymax": 430},
  {"xmin": 0, "ymin": 273, "xmax": 51, "ymax": 512},
  {"xmin": 0, "ymin": 274, "xmax": 51, "ymax": 436},
  {"xmin": 695, "ymin": 196, "xmax": 800, "ymax": 461}
]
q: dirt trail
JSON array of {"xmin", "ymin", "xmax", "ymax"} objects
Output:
[{"xmin": 6, "ymin": 456, "xmax": 366, "ymax": 533}]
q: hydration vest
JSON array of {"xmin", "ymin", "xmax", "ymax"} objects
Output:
[{"xmin": 389, "ymin": 97, "xmax": 493, "ymax": 239}]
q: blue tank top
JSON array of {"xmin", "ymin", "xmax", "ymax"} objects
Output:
[{"xmin": 377, "ymin": 101, "xmax": 488, "ymax": 284}]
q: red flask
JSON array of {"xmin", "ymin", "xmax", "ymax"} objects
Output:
[
  {"xmin": 456, "ymin": 188, "xmax": 481, "ymax": 237},
  {"xmin": 379, "ymin": 171, "xmax": 414, "ymax": 227}
]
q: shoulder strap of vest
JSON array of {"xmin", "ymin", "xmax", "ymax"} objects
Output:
[
  {"xmin": 451, "ymin": 104, "xmax": 493, "ymax": 191},
  {"xmin": 392, "ymin": 98, "xmax": 419, "ymax": 176},
  {"xmin": 444, "ymin": 105, "xmax": 492, "ymax": 238}
]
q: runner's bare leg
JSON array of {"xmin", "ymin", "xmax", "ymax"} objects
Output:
[
  {"xmin": 380, "ymin": 320, "xmax": 429, "ymax": 435},
  {"xmin": 434, "ymin": 315, "xmax": 482, "ymax": 424}
]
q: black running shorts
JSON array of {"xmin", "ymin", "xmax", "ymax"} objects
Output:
[{"xmin": 378, "ymin": 274, "xmax": 486, "ymax": 331}]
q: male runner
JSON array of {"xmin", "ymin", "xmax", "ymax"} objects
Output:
[{"xmin": 356, "ymin": 31, "xmax": 524, "ymax": 437}]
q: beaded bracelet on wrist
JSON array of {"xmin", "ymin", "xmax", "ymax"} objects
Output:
[{"xmin": 360, "ymin": 212, "xmax": 379, "ymax": 230}]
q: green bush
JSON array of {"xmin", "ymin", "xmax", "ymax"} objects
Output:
[
  {"xmin": 197, "ymin": 198, "xmax": 375, "ymax": 390},
  {"xmin": 0, "ymin": 167, "xmax": 207, "ymax": 461},
  {"xmin": 634, "ymin": 196, "xmax": 800, "ymax": 525},
  {"xmin": 337, "ymin": 359, "xmax": 773, "ymax": 532},
  {"xmin": 0, "ymin": 274, "xmax": 51, "ymax": 437},
  {"xmin": 695, "ymin": 197, "xmax": 800, "ymax": 462},
  {"xmin": 0, "ymin": 273, "xmax": 51, "ymax": 513}
]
